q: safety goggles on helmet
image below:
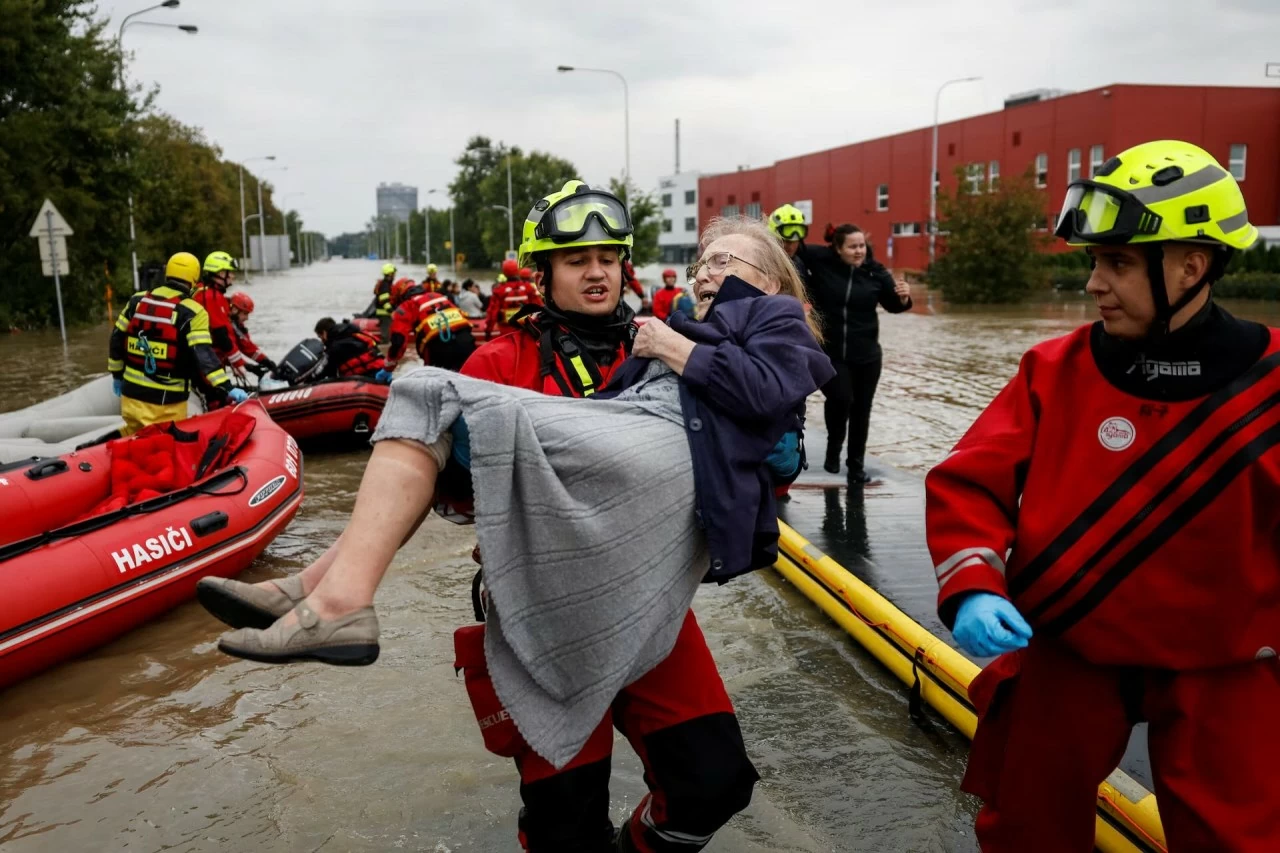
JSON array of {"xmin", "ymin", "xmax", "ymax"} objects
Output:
[
  {"xmin": 777, "ymin": 223, "xmax": 808, "ymax": 242},
  {"xmin": 533, "ymin": 190, "xmax": 633, "ymax": 246},
  {"xmin": 1054, "ymin": 180, "xmax": 1164, "ymax": 246}
]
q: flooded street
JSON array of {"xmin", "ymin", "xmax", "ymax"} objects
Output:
[{"xmin": 3, "ymin": 261, "xmax": 1277, "ymax": 852}]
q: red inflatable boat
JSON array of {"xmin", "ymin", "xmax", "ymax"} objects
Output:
[
  {"xmin": 258, "ymin": 377, "xmax": 389, "ymax": 446},
  {"xmin": 0, "ymin": 401, "xmax": 303, "ymax": 690}
]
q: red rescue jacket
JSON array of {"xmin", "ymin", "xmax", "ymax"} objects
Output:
[
  {"xmin": 231, "ymin": 317, "xmax": 268, "ymax": 366},
  {"xmin": 463, "ymin": 312, "xmax": 630, "ymax": 396},
  {"xmin": 192, "ymin": 283, "xmax": 247, "ymax": 370},
  {"xmin": 485, "ymin": 280, "xmax": 544, "ymax": 340},
  {"xmin": 925, "ymin": 323, "xmax": 1280, "ymax": 670},
  {"xmin": 652, "ymin": 286, "xmax": 680, "ymax": 321},
  {"xmin": 388, "ymin": 289, "xmax": 475, "ymax": 371}
]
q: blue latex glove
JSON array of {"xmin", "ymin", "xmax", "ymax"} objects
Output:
[
  {"xmin": 227, "ymin": 388, "xmax": 250, "ymax": 404},
  {"xmin": 952, "ymin": 592, "xmax": 1033, "ymax": 658},
  {"xmin": 375, "ymin": 369, "xmax": 394, "ymax": 384},
  {"xmin": 449, "ymin": 415, "xmax": 471, "ymax": 468},
  {"xmin": 765, "ymin": 430, "xmax": 801, "ymax": 479},
  {"xmin": 112, "ymin": 378, "xmax": 123, "ymax": 397}
]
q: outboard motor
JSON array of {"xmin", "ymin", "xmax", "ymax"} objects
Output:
[{"xmin": 260, "ymin": 338, "xmax": 327, "ymax": 391}]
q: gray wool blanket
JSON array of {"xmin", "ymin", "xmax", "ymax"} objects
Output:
[{"xmin": 372, "ymin": 364, "xmax": 707, "ymax": 768}]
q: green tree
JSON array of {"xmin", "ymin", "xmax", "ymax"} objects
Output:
[
  {"xmin": 448, "ymin": 138, "xmax": 578, "ymax": 269},
  {"xmin": 130, "ymin": 116, "xmax": 285, "ymax": 270},
  {"xmin": 609, "ymin": 178, "xmax": 659, "ymax": 266},
  {"xmin": 0, "ymin": 0, "xmax": 138, "ymax": 327},
  {"xmin": 930, "ymin": 166, "xmax": 1051, "ymax": 304}
]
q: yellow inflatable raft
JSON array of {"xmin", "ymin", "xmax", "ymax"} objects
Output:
[{"xmin": 773, "ymin": 521, "xmax": 1168, "ymax": 853}]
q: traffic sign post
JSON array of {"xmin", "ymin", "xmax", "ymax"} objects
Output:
[{"xmin": 28, "ymin": 199, "xmax": 73, "ymax": 349}]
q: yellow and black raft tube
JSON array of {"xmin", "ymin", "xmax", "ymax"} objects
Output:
[{"xmin": 773, "ymin": 521, "xmax": 1167, "ymax": 853}]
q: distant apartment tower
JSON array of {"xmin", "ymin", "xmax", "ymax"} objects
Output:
[
  {"xmin": 376, "ymin": 182, "xmax": 418, "ymax": 223},
  {"xmin": 656, "ymin": 171, "xmax": 700, "ymax": 265}
]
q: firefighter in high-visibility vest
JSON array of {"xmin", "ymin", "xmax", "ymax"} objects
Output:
[
  {"xmin": 108, "ymin": 252, "xmax": 247, "ymax": 434},
  {"xmin": 376, "ymin": 278, "xmax": 475, "ymax": 380},
  {"xmin": 373, "ymin": 263, "xmax": 396, "ymax": 340},
  {"xmin": 423, "ymin": 263, "xmax": 443, "ymax": 293}
]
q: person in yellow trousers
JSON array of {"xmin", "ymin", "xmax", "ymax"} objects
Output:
[{"xmin": 108, "ymin": 252, "xmax": 247, "ymax": 434}]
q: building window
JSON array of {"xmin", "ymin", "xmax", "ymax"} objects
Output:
[
  {"xmin": 1088, "ymin": 145, "xmax": 1105, "ymax": 177},
  {"xmin": 876, "ymin": 184, "xmax": 889, "ymax": 211},
  {"xmin": 933, "ymin": 170, "xmax": 940, "ymax": 197},
  {"xmin": 988, "ymin": 160, "xmax": 1000, "ymax": 192},
  {"xmin": 684, "ymin": 216, "xmax": 696, "ymax": 232},
  {"xmin": 1067, "ymin": 148, "xmax": 1081, "ymax": 183},
  {"xmin": 705, "ymin": 197, "xmax": 714, "ymax": 208},
  {"xmin": 661, "ymin": 193, "xmax": 672, "ymax": 208},
  {"xmin": 750, "ymin": 191, "xmax": 760, "ymax": 202},
  {"xmin": 947, "ymin": 142, "xmax": 956, "ymax": 156},
  {"xmin": 1035, "ymin": 153, "xmax": 1048, "ymax": 188},
  {"xmin": 891, "ymin": 222, "xmax": 921, "ymax": 236},
  {"xmin": 1229, "ymin": 144, "xmax": 1247, "ymax": 180},
  {"xmin": 684, "ymin": 189, "xmax": 696, "ymax": 204},
  {"xmin": 721, "ymin": 205, "xmax": 739, "ymax": 217},
  {"xmin": 1012, "ymin": 131, "xmax": 1022, "ymax": 147},
  {"xmin": 966, "ymin": 163, "xmax": 984, "ymax": 194},
  {"xmin": 727, "ymin": 194, "xmax": 736, "ymax": 205},
  {"xmin": 662, "ymin": 219, "xmax": 672, "ymax": 233},
  {"xmin": 745, "ymin": 202, "xmax": 762, "ymax": 219}
]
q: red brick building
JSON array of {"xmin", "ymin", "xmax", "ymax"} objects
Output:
[{"xmin": 697, "ymin": 84, "xmax": 1280, "ymax": 271}]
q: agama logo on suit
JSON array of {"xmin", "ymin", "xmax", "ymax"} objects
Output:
[{"xmin": 1097, "ymin": 417, "xmax": 1136, "ymax": 451}]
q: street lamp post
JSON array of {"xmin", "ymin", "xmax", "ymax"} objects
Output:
[
  {"xmin": 280, "ymin": 192, "xmax": 305, "ymax": 266},
  {"xmin": 256, "ymin": 165, "xmax": 287, "ymax": 274},
  {"xmin": 449, "ymin": 206, "xmax": 456, "ymax": 277},
  {"xmin": 117, "ymin": 1, "xmax": 197, "ymax": 291},
  {"xmin": 425, "ymin": 188, "xmax": 439, "ymax": 268},
  {"xmin": 557, "ymin": 65, "xmax": 630, "ymax": 199},
  {"xmin": 472, "ymin": 148, "xmax": 515, "ymax": 254},
  {"xmin": 238, "ymin": 156, "xmax": 275, "ymax": 280},
  {"xmin": 929, "ymin": 76, "xmax": 982, "ymax": 266}
]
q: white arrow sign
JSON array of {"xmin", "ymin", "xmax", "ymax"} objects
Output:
[
  {"xmin": 38, "ymin": 234, "xmax": 67, "ymax": 263},
  {"xmin": 28, "ymin": 199, "xmax": 74, "ymax": 237}
]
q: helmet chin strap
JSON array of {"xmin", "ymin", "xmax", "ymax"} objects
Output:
[{"xmin": 1143, "ymin": 244, "xmax": 1215, "ymax": 339}]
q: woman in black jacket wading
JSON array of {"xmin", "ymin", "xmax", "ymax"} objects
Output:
[{"xmin": 801, "ymin": 224, "xmax": 912, "ymax": 483}]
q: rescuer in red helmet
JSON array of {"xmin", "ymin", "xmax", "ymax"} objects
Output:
[
  {"xmin": 227, "ymin": 291, "xmax": 275, "ymax": 376},
  {"xmin": 485, "ymin": 257, "xmax": 543, "ymax": 340}
]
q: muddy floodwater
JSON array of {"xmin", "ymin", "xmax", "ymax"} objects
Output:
[{"xmin": 3, "ymin": 261, "xmax": 1277, "ymax": 852}]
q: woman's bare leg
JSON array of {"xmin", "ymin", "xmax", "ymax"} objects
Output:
[
  {"xmin": 274, "ymin": 438, "xmax": 441, "ymax": 624},
  {"xmin": 255, "ymin": 502, "xmax": 432, "ymax": 597}
]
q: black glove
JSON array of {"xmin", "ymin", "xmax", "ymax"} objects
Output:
[
  {"xmin": 245, "ymin": 361, "xmax": 266, "ymax": 377},
  {"xmin": 262, "ymin": 358, "xmax": 277, "ymax": 372}
]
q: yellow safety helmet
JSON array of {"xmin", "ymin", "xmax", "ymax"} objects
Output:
[
  {"xmin": 768, "ymin": 204, "xmax": 808, "ymax": 242},
  {"xmin": 165, "ymin": 252, "xmax": 201, "ymax": 287},
  {"xmin": 1055, "ymin": 140, "xmax": 1257, "ymax": 251},
  {"xmin": 518, "ymin": 180, "xmax": 634, "ymax": 268},
  {"xmin": 381, "ymin": 263, "xmax": 397, "ymax": 276},
  {"xmin": 426, "ymin": 263, "xmax": 438, "ymax": 275},
  {"xmin": 202, "ymin": 250, "xmax": 239, "ymax": 275}
]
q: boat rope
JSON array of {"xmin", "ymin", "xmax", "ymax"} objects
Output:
[{"xmin": 0, "ymin": 466, "xmax": 248, "ymax": 564}]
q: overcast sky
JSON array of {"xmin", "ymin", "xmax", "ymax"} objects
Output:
[{"xmin": 102, "ymin": 0, "xmax": 1279, "ymax": 236}]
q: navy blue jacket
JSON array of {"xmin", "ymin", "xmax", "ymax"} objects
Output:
[{"xmin": 599, "ymin": 276, "xmax": 835, "ymax": 582}]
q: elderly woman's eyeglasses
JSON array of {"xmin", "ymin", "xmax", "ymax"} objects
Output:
[{"xmin": 686, "ymin": 251, "xmax": 766, "ymax": 282}]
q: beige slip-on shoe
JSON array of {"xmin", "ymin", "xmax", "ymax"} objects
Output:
[
  {"xmin": 216, "ymin": 601, "xmax": 380, "ymax": 666},
  {"xmin": 196, "ymin": 575, "xmax": 307, "ymax": 630}
]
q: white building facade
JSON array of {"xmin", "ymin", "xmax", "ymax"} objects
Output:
[{"xmin": 655, "ymin": 171, "xmax": 700, "ymax": 265}]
